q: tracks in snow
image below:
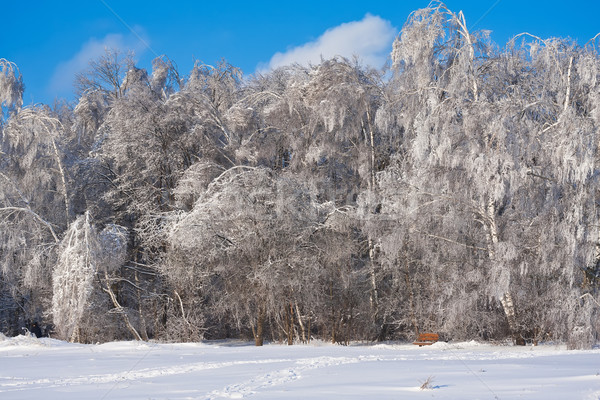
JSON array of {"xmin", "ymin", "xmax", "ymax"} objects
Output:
[
  {"xmin": 0, "ymin": 358, "xmax": 290, "ymax": 392},
  {"xmin": 0, "ymin": 354, "xmax": 383, "ymax": 398},
  {"xmin": 204, "ymin": 355, "xmax": 379, "ymax": 399}
]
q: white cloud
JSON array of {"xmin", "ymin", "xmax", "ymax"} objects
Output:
[
  {"xmin": 48, "ymin": 30, "xmax": 150, "ymax": 98},
  {"xmin": 262, "ymin": 14, "xmax": 396, "ymax": 72}
]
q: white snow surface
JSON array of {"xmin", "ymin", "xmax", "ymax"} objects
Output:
[{"xmin": 1, "ymin": 334, "xmax": 599, "ymax": 399}]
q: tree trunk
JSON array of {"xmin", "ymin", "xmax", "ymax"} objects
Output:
[
  {"xmin": 481, "ymin": 199, "xmax": 522, "ymax": 343},
  {"xmin": 364, "ymin": 110, "xmax": 381, "ymax": 336},
  {"xmin": 254, "ymin": 307, "xmax": 265, "ymax": 346},
  {"xmin": 500, "ymin": 292, "xmax": 523, "ymax": 345},
  {"xmin": 368, "ymin": 237, "xmax": 379, "ymax": 318},
  {"xmin": 404, "ymin": 251, "xmax": 419, "ymax": 337},
  {"xmin": 69, "ymin": 325, "xmax": 80, "ymax": 343},
  {"xmin": 51, "ymin": 138, "xmax": 71, "ymax": 222},
  {"xmin": 455, "ymin": 11, "xmax": 478, "ymax": 101},
  {"xmin": 295, "ymin": 301, "xmax": 306, "ymax": 343},
  {"xmin": 286, "ymin": 302, "xmax": 294, "ymax": 345},
  {"xmin": 174, "ymin": 290, "xmax": 193, "ymax": 339},
  {"xmin": 135, "ymin": 270, "xmax": 149, "ymax": 341},
  {"xmin": 329, "ymin": 280, "xmax": 337, "ymax": 344}
]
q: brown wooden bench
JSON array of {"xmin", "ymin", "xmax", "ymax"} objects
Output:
[{"xmin": 413, "ymin": 333, "xmax": 439, "ymax": 346}]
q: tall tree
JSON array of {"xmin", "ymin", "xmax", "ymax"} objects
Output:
[{"xmin": 0, "ymin": 103, "xmax": 70, "ymax": 333}]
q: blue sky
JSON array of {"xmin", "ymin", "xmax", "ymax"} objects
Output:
[{"xmin": 3, "ymin": 1, "xmax": 599, "ymax": 105}]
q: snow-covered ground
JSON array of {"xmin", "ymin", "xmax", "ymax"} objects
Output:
[{"xmin": 1, "ymin": 334, "xmax": 599, "ymax": 399}]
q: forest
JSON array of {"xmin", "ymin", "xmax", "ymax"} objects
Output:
[{"xmin": 1, "ymin": 3, "xmax": 600, "ymax": 348}]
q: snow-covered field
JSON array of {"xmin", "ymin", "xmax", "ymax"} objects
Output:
[{"xmin": 1, "ymin": 334, "xmax": 599, "ymax": 400}]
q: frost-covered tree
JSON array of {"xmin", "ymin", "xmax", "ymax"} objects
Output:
[
  {"xmin": 2, "ymin": 107, "xmax": 71, "ymax": 219},
  {"xmin": 378, "ymin": 2, "xmax": 600, "ymax": 345},
  {"xmin": 0, "ymin": 102, "xmax": 72, "ymax": 334},
  {"xmin": 166, "ymin": 167, "xmax": 321, "ymax": 344},
  {"xmin": 150, "ymin": 56, "xmax": 181, "ymax": 99},
  {"xmin": 52, "ymin": 212, "xmax": 97, "ymax": 342},
  {"xmin": 184, "ymin": 59, "xmax": 242, "ymax": 148},
  {"xmin": 88, "ymin": 57, "xmax": 244, "ymax": 342},
  {"xmin": 52, "ymin": 212, "xmax": 141, "ymax": 343},
  {"xmin": 75, "ymin": 48, "xmax": 134, "ymax": 101},
  {"xmin": 0, "ymin": 59, "xmax": 23, "ymax": 119}
]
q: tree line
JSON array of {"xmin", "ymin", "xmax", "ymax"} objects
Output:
[{"xmin": 1, "ymin": 3, "xmax": 599, "ymax": 347}]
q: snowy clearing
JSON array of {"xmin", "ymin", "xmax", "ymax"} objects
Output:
[{"xmin": 1, "ymin": 335, "xmax": 599, "ymax": 399}]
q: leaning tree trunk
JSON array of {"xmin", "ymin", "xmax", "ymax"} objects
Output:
[{"xmin": 102, "ymin": 271, "xmax": 143, "ymax": 341}]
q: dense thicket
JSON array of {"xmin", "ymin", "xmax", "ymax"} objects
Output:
[{"xmin": 2, "ymin": 3, "xmax": 600, "ymax": 347}]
